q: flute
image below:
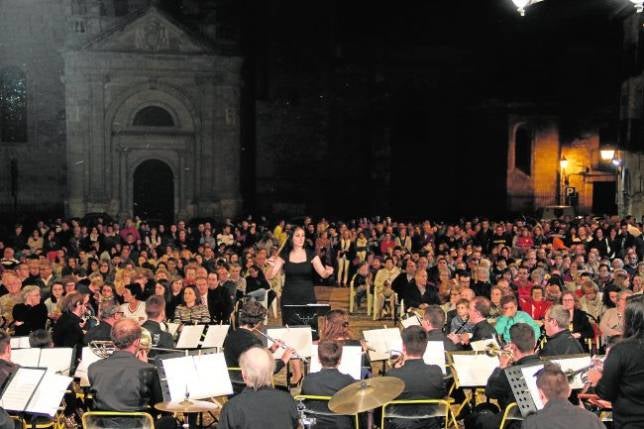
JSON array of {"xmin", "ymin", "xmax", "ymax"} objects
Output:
[{"xmin": 252, "ymin": 327, "xmax": 308, "ymax": 362}]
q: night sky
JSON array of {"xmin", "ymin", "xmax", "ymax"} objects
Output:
[{"xmin": 231, "ymin": 0, "xmax": 625, "ymax": 219}]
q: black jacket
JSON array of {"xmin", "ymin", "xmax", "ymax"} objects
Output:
[
  {"xmin": 219, "ymin": 387, "xmax": 298, "ymax": 429},
  {"xmin": 141, "ymin": 320, "xmax": 175, "ymax": 350},
  {"xmin": 570, "ymin": 309, "xmax": 594, "ymax": 348},
  {"xmin": 300, "ymin": 368, "xmax": 355, "ymax": 429},
  {"xmin": 539, "ymin": 329, "xmax": 584, "ymax": 357},
  {"xmin": 427, "ymin": 329, "xmax": 459, "ymax": 352},
  {"xmin": 401, "ymin": 281, "xmax": 440, "ymax": 310},
  {"xmin": 470, "ymin": 320, "xmax": 497, "ymax": 343},
  {"xmin": 386, "ymin": 358, "xmax": 446, "ymax": 427},
  {"xmin": 53, "ymin": 311, "xmax": 85, "ymax": 351},
  {"xmin": 84, "ymin": 321, "xmax": 113, "ymax": 344},
  {"xmin": 205, "ymin": 287, "xmax": 233, "ymax": 323},
  {"xmin": 522, "ymin": 399, "xmax": 605, "ymax": 429},
  {"xmin": 485, "ymin": 354, "xmax": 541, "ymax": 409},
  {"xmin": 596, "ymin": 336, "xmax": 644, "ymax": 428}
]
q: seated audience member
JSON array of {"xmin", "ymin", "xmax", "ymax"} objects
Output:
[
  {"xmin": 521, "ymin": 286, "xmax": 550, "ymax": 322},
  {"xmin": 119, "ymin": 283, "xmax": 147, "ymax": 324},
  {"xmin": 52, "ymin": 292, "xmax": 87, "ymax": 351},
  {"xmin": 12, "ymin": 285, "xmax": 48, "ymax": 336},
  {"xmin": 560, "ymin": 291, "xmax": 594, "ymax": 350},
  {"xmin": 218, "ymin": 347, "xmax": 299, "ymax": 429},
  {"xmin": 141, "ymin": 295, "xmax": 174, "ymax": 351},
  {"xmin": 84, "ymin": 302, "xmax": 123, "ymax": 344},
  {"xmin": 0, "ymin": 271, "xmax": 22, "ymax": 325},
  {"xmin": 421, "ymin": 305, "xmax": 459, "ymax": 351},
  {"xmin": 386, "ymin": 326, "xmax": 446, "ymax": 429},
  {"xmin": 578, "ymin": 280, "xmax": 603, "ymax": 322},
  {"xmin": 494, "ymin": 295, "xmax": 541, "ymax": 344},
  {"xmin": 540, "ymin": 305, "xmax": 584, "ymax": 357},
  {"xmin": 522, "ymin": 363, "xmax": 604, "ymax": 429},
  {"xmin": 600, "ymin": 288, "xmax": 632, "ymax": 343},
  {"xmin": 244, "ymin": 265, "xmax": 271, "ymax": 302},
  {"xmin": 471, "ymin": 323, "xmax": 540, "ymax": 429},
  {"xmin": 88, "ymin": 319, "xmax": 162, "ymax": 411},
  {"xmin": 28, "ymin": 329, "xmax": 53, "ymax": 348},
  {"xmin": 400, "ymin": 269, "xmax": 440, "ymax": 312},
  {"xmin": 300, "ymin": 340, "xmax": 355, "ymax": 429},
  {"xmin": 173, "ymin": 285, "xmax": 211, "ymax": 324}
]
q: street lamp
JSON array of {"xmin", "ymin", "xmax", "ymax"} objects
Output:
[
  {"xmin": 511, "ymin": 0, "xmax": 544, "ymax": 16},
  {"xmin": 600, "ymin": 146, "xmax": 616, "ymax": 162},
  {"xmin": 559, "ymin": 156, "xmax": 568, "ymax": 205},
  {"xmin": 632, "ymin": 0, "xmax": 644, "ymax": 13},
  {"xmin": 559, "ymin": 156, "xmax": 568, "ymax": 170}
]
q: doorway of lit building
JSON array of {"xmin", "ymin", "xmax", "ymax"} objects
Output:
[
  {"xmin": 133, "ymin": 159, "xmax": 174, "ymax": 224},
  {"xmin": 592, "ymin": 181, "xmax": 617, "ymax": 215}
]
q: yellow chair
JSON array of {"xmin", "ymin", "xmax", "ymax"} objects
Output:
[
  {"xmin": 349, "ymin": 274, "xmax": 372, "ymax": 315},
  {"xmin": 499, "ymin": 402, "xmax": 523, "ymax": 429},
  {"xmin": 293, "ymin": 395, "xmax": 359, "ymax": 428},
  {"xmin": 81, "ymin": 411, "xmax": 154, "ymax": 429},
  {"xmin": 381, "ymin": 398, "xmax": 457, "ymax": 429}
]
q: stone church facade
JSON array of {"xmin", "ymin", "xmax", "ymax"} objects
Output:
[{"xmin": 0, "ymin": 0, "xmax": 242, "ymax": 222}]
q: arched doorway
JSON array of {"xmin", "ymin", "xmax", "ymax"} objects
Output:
[{"xmin": 133, "ymin": 159, "xmax": 174, "ymax": 224}]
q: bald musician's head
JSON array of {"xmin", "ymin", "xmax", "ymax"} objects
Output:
[
  {"xmin": 111, "ymin": 319, "xmax": 142, "ymax": 351},
  {"xmin": 240, "ymin": 347, "xmax": 274, "ymax": 390}
]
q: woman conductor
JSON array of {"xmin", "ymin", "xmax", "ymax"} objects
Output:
[{"xmin": 267, "ymin": 226, "xmax": 334, "ymax": 325}]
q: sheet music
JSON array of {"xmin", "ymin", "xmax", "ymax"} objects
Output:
[
  {"xmin": 266, "ymin": 327, "xmax": 313, "ymax": 359},
  {"xmin": 201, "ymin": 325, "xmax": 230, "ymax": 349},
  {"xmin": 166, "ymin": 322, "xmax": 180, "ymax": 337},
  {"xmin": 25, "ymin": 372, "xmax": 72, "ymax": 416},
  {"xmin": 521, "ymin": 364, "xmax": 545, "ymax": 410},
  {"xmin": 450, "ymin": 353, "xmax": 499, "ymax": 387},
  {"xmin": 309, "ymin": 345, "xmax": 362, "ymax": 380},
  {"xmin": 424, "ymin": 341, "xmax": 447, "ymax": 375},
  {"xmin": 161, "ymin": 353, "xmax": 233, "ymax": 401},
  {"xmin": 545, "ymin": 354, "xmax": 592, "ymax": 390},
  {"xmin": 363, "ymin": 328, "xmax": 402, "ymax": 361},
  {"xmin": 10, "ymin": 337, "xmax": 31, "ymax": 349},
  {"xmin": 176, "ymin": 325, "xmax": 206, "ymax": 349},
  {"xmin": 0, "ymin": 368, "xmax": 43, "ymax": 412},
  {"xmin": 74, "ymin": 347, "xmax": 104, "ymax": 387},
  {"xmin": 400, "ymin": 316, "xmax": 420, "ymax": 329},
  {"xmin": 470, "ymin": 338, "xmax": 500, "ymax": 352},
  {"xmin": 11, "ymin": 349, "xmax": 40, "ymax": 367},
  {"xmin": 40, "ymin": 348, "xmax": 74, "ymax": 374}
]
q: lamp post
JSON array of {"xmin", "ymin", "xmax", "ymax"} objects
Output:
[
  {"xmin": 512, "ymin": 0, "xmax": 643, "ymax": 15},
  {"xmin": 559, "ymin": 156, "xmax": 568, "ymax": 205}
]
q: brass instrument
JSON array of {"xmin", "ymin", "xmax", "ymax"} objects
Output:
[
  {"xmin": 88, "ymin": 327, "xmax": 153, "ymax": 358},
  {"xmin": 563, "ymin": 356, "xmax": 605, "ymax": 385},
  {"xmin": 483, "ymin": 343, "xmax": 513, "ymax": 359}
]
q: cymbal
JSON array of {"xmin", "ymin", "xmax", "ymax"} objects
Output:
[
  {"xmin": 328, "ymin": 377, "xmax": 405, "ymax": 414},
  {"xmin": 154, "ymin": 400, "xmax": 220, "ymax": 413}
]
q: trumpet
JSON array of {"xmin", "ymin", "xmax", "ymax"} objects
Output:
[
  {"xmin": 484, "ymin": 343, "xmax": 514, "ymax": 359},
  {"xmin": 252, "ymin": 327, "xmax": 308, "ymax": 362}
]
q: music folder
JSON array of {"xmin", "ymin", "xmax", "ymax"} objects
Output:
[
  {"xmin": 447, "ymin": 351, "xmax": 499, "ymax": 387},
  {"xmin": 156, "ymin": 351, "xmax": 233, "ymax": 402},
  {"xmin": 175, "ymin": 325, "xmax": 206, "ymax": 349},
  {"xmin": 309, "ymin": 344, "xmax": 362, "ymax": 380},
  {"xmin": 266, "ymin": 326, "xmax": 313, "ymax": 359},
  {"xmin": 0, "ymin": 367, "xmax": 72, "ymax": 416},
  {"xmin": 362, "ymin": 328, "xmax": 402, "ymax": 361},
  {"xmin": 10, "ymin": 337, "xmax": 31, "ymax": 349}
]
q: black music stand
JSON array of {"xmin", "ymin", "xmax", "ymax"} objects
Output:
[
  {"xmin": 282, "ymin": 304, "xmax": 330, "ymax": 340},
  {"xmin": 504, "ymin": 364, "xmax": 542, "ymax": 417}
]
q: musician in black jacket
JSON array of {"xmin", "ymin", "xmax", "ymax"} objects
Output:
[
  {"xmin": 141, "ymin": 296, "xmax": 174, "ymax": 352},
  {"xmin": 539, "ymin": 305, "xmax": 584, "ymax": 357},
  {"xmin": 84, "ymin": 302, "xmax": 123, "ymax": 344},
  {"xmin": 52, "ymin": 292, "xmax": 87, "ymax": 354},
  {"xmin": 470, "ymin": 323, "xmax": 540, "ymax": 429},
  {"xmin": 300, "ymin": 340, "xmax": 355, "ymax": 429},
  {"xmin": 386, "ymin": 326, "xmax": 446, "ymax": 429},
  {"xmin": 448, "ymin": 297, "xmax": 496, "ymax": 348},
  {"xmin": 421, "ymin": 305, "xmax": 459, "ymax": 351}
]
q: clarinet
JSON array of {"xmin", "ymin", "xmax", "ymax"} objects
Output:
[{"xmin": 453, "ymin": 316, "xmax": 470, "ymax": 334}]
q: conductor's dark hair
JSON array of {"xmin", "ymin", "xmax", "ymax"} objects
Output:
[{"xmin": 401, "ymin": 325, "xmax": 428, "ymax": 357}]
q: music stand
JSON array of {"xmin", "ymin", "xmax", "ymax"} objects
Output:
[
  {"xmin": 504, "ymin": 364, "xmax": 543, "ymax": 417},
  {"xmin": 282, "ymin": 304, "xmax": 330, "ymax": 340}
]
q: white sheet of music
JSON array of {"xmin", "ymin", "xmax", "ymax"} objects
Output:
[
  {"xmin": 74, "ymin": 347, "xmax": 104, "ymax": 387},
  {"xmin": 0, "ymin": 367, "xmax": 43, "ymax": 412},
  {"xmin": 363, "ymin": 328, "xmax": 402, "ymax": 361},
  {"xmin": 11, "ymin": 349, "xmax": 40, "ymax": 367},
  {"xmin": 450, "ymin": 353, "xmax": 499, "ymax": 387},
  {"xmin": 40, "ymin": 348, "xmax": 74, "ymax": 374},
  {"xmin": 309, "ymin": 345, "xmax": 362, "ymax": 380},
  {"xmin": 10, "ymin": 336, "xmax": 31, "ymax": 349},
  {"xmin": 423, "ymin": 341, "xmax": 446, "ymax": 375},
  {"xmin": 521, "ymin": 364, "xmax": 545, "ymax": 410},
  {"xmin": 400, "ymin": 316, "xmax": 421, "ymax": 329},
  {"xmin": 546, "ymin": 355, "xmax": 592, "ymax": 390},
  {"xmin": 161, "ymin": 352, "xmax": 233, "ymax": 401},
  {"xmin": 201, "ymin": 325, "xmax": 230, "ymax": 348},
  {"xmin": 166, "ymin": 322, "xmax": 180, "ymax": 337},
  {"xmin": 266, "ymin": 327, "xmax": 313, "ymax": 359},
  {"xmin": 470, "ymin": 338, "xmax": 500, "ymax": 352},
  {"xmin": 25, "ymin": 372, "xmax": 73, "ymax": 416},
  {"xmin": 176, "ymin": 325, "xmax": 206, "ymax": 349}
]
